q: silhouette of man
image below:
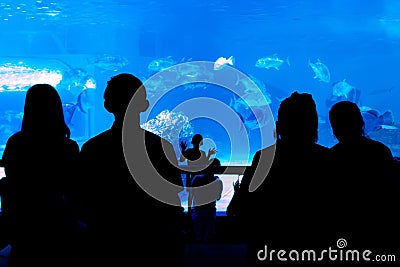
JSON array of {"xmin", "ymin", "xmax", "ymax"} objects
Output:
[
  {"xmin": 78, "ymin": 73, "xmax": 184, "ymax": 267},
  {"xmin": 239, "ymin": 91, "xmax": 333, "ymax": 266},
  {"xmin": 329, "ymin": 101, "xmax": 398, "ymax": 254}
]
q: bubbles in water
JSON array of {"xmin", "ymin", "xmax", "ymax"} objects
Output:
[{"xmin": 141, "ymin": 109, "xmax": 194, "ymax": 144}]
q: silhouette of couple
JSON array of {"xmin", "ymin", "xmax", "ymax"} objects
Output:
[
  {"xmin": 2, "ymin": 74, "xmax": 185, "ymax": 267},
  {"xmin": 232, "ymin": 91, "xmax": 399, "ymax": 266}
]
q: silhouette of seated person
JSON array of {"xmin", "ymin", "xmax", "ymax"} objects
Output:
[
  {"xmin": 78, "ymin": 73, "xmax": 185, "ymax": 267},
  {"xmin": 1, "ymin": 84, "xmax": 80, "ymax": 267},
  {"xmin": 328, "ymin": 100, "xmax": 398, "ymax": 253},
  {"xmin": 189, "ymin": 158, "xmax": 223, "ymax": 243},
  {"xmin": 239, "ymin": 92, "xmax": 333, "ymax": 265}
]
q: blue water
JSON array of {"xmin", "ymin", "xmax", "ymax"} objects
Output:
[{"xmin": 1, "ymin": 0, "xmax": 400, "ymax": 164}]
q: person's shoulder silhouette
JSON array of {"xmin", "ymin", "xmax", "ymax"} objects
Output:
[
  {"xmin": 3, "ymin": 83, "xmax": 79, "ymax": 196},
  {"xmin": 241, "ymin": 91, "xmax": 330, "ymax": 195},
  {"xmin": 78, "ymin": 73, "xmax": 184, "ymax": 267},
  {"xmin": 259, "ymin": 90, "xmax": 331, "ymax": 206},
  {"xmin": 328, "ymin": 100, "xmax": 394, "ymax": 185},
  {"xmin": 2, "ymin": 83, "xmax": 79, "ymax": 267},
  {"xmin": 328, "ymin": 100, "xmax": 397, "ymax": 251},
  {"xmin": 240, "ymin": 91, "xmax": 333, "ymax": 266}
]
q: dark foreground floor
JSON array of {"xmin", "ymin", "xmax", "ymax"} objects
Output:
[{"xmin": 0, "ymin": 215, "xmax": 248, "ymax": 267}]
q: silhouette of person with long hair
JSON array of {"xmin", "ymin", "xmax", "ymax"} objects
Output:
[
  {"xmin": 78, "ymin": 73, "xmax": 185, "ymax": 267},
  {"xmin": 239, "ymin": 91, "xmax": 333, "ymax": 266},
  {"xmin": 328, "ymin": 100, "xmax": 398, "ymax": 253},
  {"xmin": 2, "ymin": 84, "xmax": 80, "ymax": 267}
]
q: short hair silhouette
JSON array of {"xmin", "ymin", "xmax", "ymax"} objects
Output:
[
  {"xmin": 276, "ymin": 91, "xmax": 318, "ymax": 143},
  {"xmin": 103, "ymin": 73, "xmax": 149, "ymax": 117},
  {"xmin": 21, "ymin": 84, "xmax": 70, "ymax": 138},
  {"xmin": 329, "ymin": 100, "xmax": 365, "ymax": 141},
  {"xmin": 191, "ymin": 134, "xmax": 203, "ymax": 146}
]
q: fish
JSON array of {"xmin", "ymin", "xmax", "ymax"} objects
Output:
[
  {"xmin": 368, "ymin": 86, "xmax": 397, "ymax": 96},
  {"xmin": 367, "ymin": 124, "xmax": 399, "ymax": 148},
  {"xmin": 360, "ymin": 106, "xmax": 395, "ymax": 133},
  {"xmin": 88, "ymin": 54, "xmax": 129, "ymax": 72},
  {"xmin": 62, "ymin": 91, "xmax": 91, "ymax": 125},
  {"xmin": 308, "ymin": 59, "xmax": 330, "ymax": 83},
  {"xmin": 148, "ymin": 56, "xmax": 191, "ymax": 73},
  {"xmin": 242, "ymin": 91, "xmax": 271, "ymax": 107},
  {"xmin": 255, "ymin": 54, "xmax": 290, "ymax": 70},
  {"xmin": 229, "ymin": 95, "xmax": 270, "ymax": 131},
  {"xmin": 148, "ymin": 56, "xmax": 177, "ymax": 72},
  {"xmin": 332, "ymin": 79, "xmax": 356, "ymax": 98},
  {"xmin": 175, "ymin": 62, "xmax": 204, "ymax": 79},
  {"xmin": 214, "ymin": 56, "xmax": 234, "ymax": 70},
  {"xmin": 235, "ymin": 74, "xmax": 272, "ymax": 105}
]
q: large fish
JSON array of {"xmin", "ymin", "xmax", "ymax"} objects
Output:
[
  {"xmin": 367, "ymin": 124, "xmax": 399, "ymax": 149},
  {"xmin": 308, "ymin": 59, "xmax": 330, "ymax": 83},
  {"xmin": 214, "ymin": 56, "xmax": 234, "ymax": 70},
  {"xmin": 235, "ymin": 74, "xmax": 272, "ymax": 105},
  {"xmin": 368, "ymin": 86, "xmax": 397, "ymax": 96},
  {"xmin": 148, "ymin": 56, "xmax": 177, "ymax": 72},
  {"xmin": 229, "ymin": 95, "xmax": 270, "ymax": 131},
  {"xmin": 174, "ymin": 62, "xmax": 208, "ymax": 80},
  {"xmin": 62, "ymin": 90, "xmax": 93, "ymax": 125},
  {"xmin": 88, "ymin": 54, "xmax": 129, "ymax": 72},
  {"xmin": 332, "ymin": 79, "xmax": 356, "ymax": 98},
  {"xmin": 148, "ymin": 56, "xmax": 191, "ymax": 73},
  {"xmin": 359, "ymin": 106, "xmax": 395, "ymax": 133},
  {"xmin": 255, "ymin": 54, "xmax": 290, "ymax": 70}
]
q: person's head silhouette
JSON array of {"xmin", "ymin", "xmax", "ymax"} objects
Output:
[
  {"xmin": 329, "ymin": 100, "xmax": 365, "ymax": 142},
  {"xmin": 22, "ymin": 84, "xmax": 70, "ymax": 138},
  {"xmin": 276, "ymin": 91, "xmax": 318, "ymax": 144},
  {"xmin": 104, "ymin": 73, "xmax": 149, "ymax": 124},
  {"xmin": 191, "ymin": 134, "xmax": 203, "ymax": 148}
]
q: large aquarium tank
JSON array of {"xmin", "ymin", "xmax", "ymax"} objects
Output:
[{"xmin": 1, "ymin": 1, "xmax": 400, "ymax": 210}]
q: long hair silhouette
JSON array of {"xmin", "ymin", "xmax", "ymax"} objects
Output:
[{"xmin": 21, "ymin": 84, "xmax": 70, "ymax": 138}]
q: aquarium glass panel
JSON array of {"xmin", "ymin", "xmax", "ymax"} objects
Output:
[{"xmin": 1, "ymin": 0, "xmax": 400, "ymax": 166}]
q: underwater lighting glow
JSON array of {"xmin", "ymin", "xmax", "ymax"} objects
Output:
[{"xmin": 0, "ymin": 62, "xmax": 63, "ymax": 92}]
